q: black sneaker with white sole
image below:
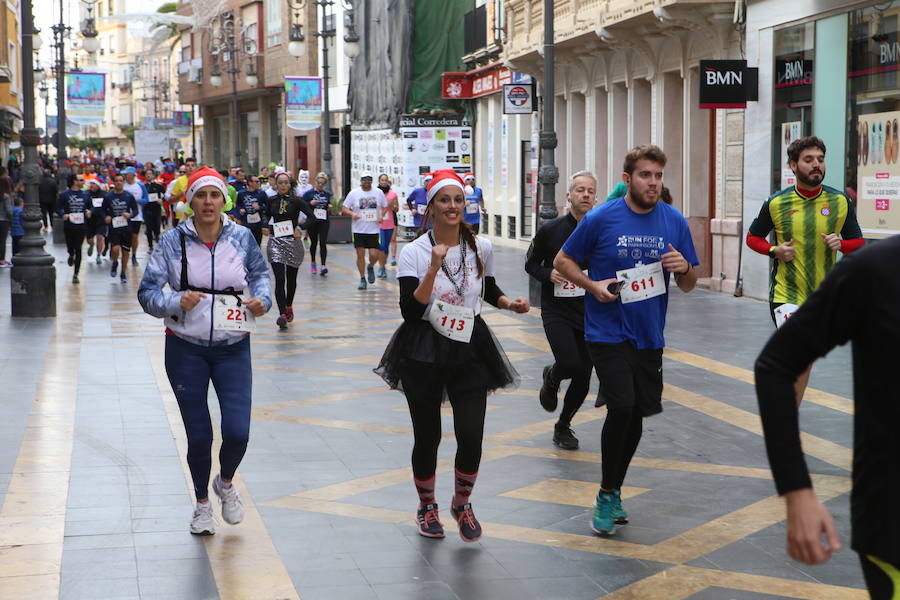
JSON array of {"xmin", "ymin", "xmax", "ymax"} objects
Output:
[{"xmin": 451, "ymin": 503, "xmax": 482, "ymax": 542}]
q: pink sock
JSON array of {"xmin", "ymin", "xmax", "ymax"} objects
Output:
[
  {"xmin": 414, "ymin": 475, "xmax": 436, "ymax": 509},
  {"xmin": 452, "ymin": 468, "xmax": 478, "ymax": 508}
]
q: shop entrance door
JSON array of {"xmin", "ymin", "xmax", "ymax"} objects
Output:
[{"xmin": 294, "ymin": 136, "xmax": 308, "ymax": 172}]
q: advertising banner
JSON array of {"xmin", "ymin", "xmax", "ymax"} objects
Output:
[
  {"xmin": 47, "ymin": 115, "xmax": 81, "ymax": 136},
  {"xmin": 285, "ymin": 77, "xmax": 322, "ymax": 131},
  {"xmin": 780, "ymin": 121, "xmax": 802, "ymax": 189},
  {"xmin": 66, "ymin": 72, "xmax": 106, "ymax": 125},
  {"xmin": 135, "ymin": 130, "xmax": 170, "ymax": 164},
  {"xmin": 172, "ymin": 111, "xmax": 192, "ymax": 137},
  {"xmin": 856, "ymin": 110, "xmax": 900, "ymax": 237}
]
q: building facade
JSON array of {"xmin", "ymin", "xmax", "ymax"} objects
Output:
[
  {"xmin": 741, "ymin": 0, "xmax": 900, "ymax": 300},
  {"xmin": 0, "ymin": 0, "xmax": 22, "ymax": 162}
]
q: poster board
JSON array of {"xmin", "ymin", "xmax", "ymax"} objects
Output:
[
  {"xmin": 780, "ymin": 121, "xmax": 802, "ymax": 190},
  {"xmin": 857, "ymin": 110, "xmax": 900, "ymax": 237},
  {"xmin": 134, "ymin": 130, "xmax": 171, "ymax": 164}
]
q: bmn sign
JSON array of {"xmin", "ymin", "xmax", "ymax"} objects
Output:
[{"xmin": 699, "ymin": 60, "xmax": 758, "ymax": 109}]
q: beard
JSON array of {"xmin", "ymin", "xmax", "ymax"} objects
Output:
[
  {"xmin": 628, "ymin": 187, "xmax": 659, "ymax": 210},
  {"xmin": 796, "ymin": 166, "xmax": 825, "ymax": 189}
]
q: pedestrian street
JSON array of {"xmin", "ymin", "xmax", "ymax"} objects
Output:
[{"xmin": 0, "ymin": 238, "xmax": 867, "ymax": 600}]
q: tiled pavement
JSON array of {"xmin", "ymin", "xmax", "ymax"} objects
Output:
[{"xmin": 0, "ymin": 232, "xmax": 865, "ymax": 599}]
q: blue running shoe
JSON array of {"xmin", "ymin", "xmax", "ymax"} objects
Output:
[
  {"xmin": 358, "ymin": 277, "xmax": 367, "ymax": 290},
  {"xmin": 611, "ymin": 489, "xmax": 628, "ymax": 524},
  {"xmin": 591, "ymin": 492, "xmax": 616, "ymax": 535},
  {"xmin": 366, "ymin": 264, "xmax": 375, "ymax": 283}
]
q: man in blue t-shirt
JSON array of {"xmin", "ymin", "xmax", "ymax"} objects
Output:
[
  {"xmin": 407, "ymin": 173, "xmax": 433, "ymax": 229},
  {"xmin": 235, "ymin": 175, "xmax": 269, "ymax": 246},
  {"xmin": 102, "ymin": 173, "xmax": 139, "ymax": 283},
  {"xmin": 554, "ymin": 144, "xmax": 699, "ymax": 537},
  {"xmin": 462, "ymin": 173, "xmax": 483, "ymax": 233}
]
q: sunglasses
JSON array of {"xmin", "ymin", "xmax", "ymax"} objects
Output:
[
  {"xmin": 361, "ymin": 177, "xmax": 373, "ymax": 181},
  {"xmin": 258, "ymin": 177, "xmax": 268, "ymax": 183}
]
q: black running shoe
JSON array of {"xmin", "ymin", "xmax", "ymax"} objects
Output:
[
  {"xmin": 451, "ymin": 503, "xmax": 482, "ymax": 542},
  {"xmin": 416, "ymin": 503, "xmax": 445, "ymax": 538},
  {"xmin": 87, "ymin": 244, "xmax": 94, "ymax": 257},
  {"xmin": 553, "ymin": 424, "xmax": 579, "ymax": 450},
  {"xmin": 67, "ymin": 254, "xmax": 74, "ymax": 266},
  {"xmin": 72, "ymin": 275, "xmax": 79, "ymax": 284},
  {"xmin": 594, "ymin": 389, "xmax": 607, "ymax": 408},
  {"xmin": 276, "ymin": 314, "xmax": 288, "ymax": 330},
  {"xmin": 539, "ymin": 365, "xmax": 558, "ymax": 412}
]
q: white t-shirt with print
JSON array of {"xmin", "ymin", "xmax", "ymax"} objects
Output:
[
  {"xmin": 343, "ymin": 187, "xmax": 388, "ymax": 234},
  {"xmin": 123, "ymin": 181, "xmax": 144, "ymax": 222},
  {"xmin": 398, "ymin": 233, "xmax": 495, "ymax": 317}
]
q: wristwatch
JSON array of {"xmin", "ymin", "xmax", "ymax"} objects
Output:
[{"xmin": 767, "ymin": 247, "xmax": 777, "ymax": 259}]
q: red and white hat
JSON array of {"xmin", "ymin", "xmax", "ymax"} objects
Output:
[
  {"xmin": 463, "ymin": 173, "xmax": 475, "ymax": 182},
  {"xmin": 185, "ymin": 167, "xmax": 227, "ymax": 204},
  {"xmin": 425, "ymin": 169, "xmax": 465, "ymax": 202}
]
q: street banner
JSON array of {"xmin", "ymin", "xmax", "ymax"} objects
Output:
[
  {"xmin": 157, "ymin": 118, "xmax": 174, "ymax": 130},
  {"xmin": 135, "ymin": 130, "xmax": 170, "ymax": 164},
  {"xmin": 47, "ymin": 115, "xmax": 81, "ymax": 136},
  {"xmin": 66, "ymin": 72, "xmax": 106, "ymax": 125},
  {"xmin": 285, "ymin": 76, "xmax": 322, "ymax": 131},
  {"xmin": 172, "ymin": 111, "xmax": 192, "ymax": 137},
  {"xmin": 143, "ymin": 116, "xmax": 156, "ymax": 130},
  {"xmin": 856, "ymin": 109, "xmax": 900, "ymax": 237}
]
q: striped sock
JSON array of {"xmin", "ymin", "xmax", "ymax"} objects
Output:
[
  {"xmin": 452, "ymin": 469, "xmax": 478, "ymax": 508},
  {"xmin": 414, "ymin": 475, "xmax": 436, "ymax": 509}
]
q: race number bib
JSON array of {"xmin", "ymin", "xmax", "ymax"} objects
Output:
[
  {"xmin": 427, "ymin": 301, "xmax": 474, "ymax": 343},
  {"xmin": 148, "ymin": 193, "xmax": 161, "ymax": 203},
  {"xmin": 416, "ymin": 204, "xmax": 427, "ymax": 215},
  {"xmin": 362, "ymin": 209, "xmax": 378, "ymax": 222},
  {"xmin": 554, "ymin": 278, "xmax": 585, "ymax": 298},
  {"xmin": 92, "ymin": 198, "xmax": 104, "ymax": 208},
  {"xmin": 774, "ymin": 303, "xmax": 799, "ymax": 328},
  {"xmin": 112, "ymin": 216, "xmax": 128, "ymax": 229},
  {"xmin": 617, "ymin": 262, "xmax": 666, "ymax": 304},
  {"xmin": 246, "ymin": 212, "xmax": 261, "ymax": 224},
  {"xmin": 314, "ymin": 208, "xmax": 328, "ymax": 220},
  {"xmin": 273, "ymin": 220, "xmax": 293, "ymax": 238},
  {"xmin": 68, "ymin": 212, "xmax": 85, "ymax": 225},
  {"xmin": 465, "ymin": 202, "xmax": 479, "ymax": 214},
  {"xmin": 213, "ymin": 296, "xmax": 256, "ymax": 333}
]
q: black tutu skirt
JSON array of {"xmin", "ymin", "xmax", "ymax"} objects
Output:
[{"xmin": 374, "ymin": 316, "xmax": 520, "ymax": 396}]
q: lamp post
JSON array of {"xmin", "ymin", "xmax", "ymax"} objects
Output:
[
  {"xmin": 208, "ymin": 11, "xmax": 258, "ymax": 168},
  {"xmin": 286, "ymin": 0, "xmax": 359, "ymax": 182},
  {"xmin": 11, "ymin": 3, "xmax": 55, "ymax": 317},
  {"xmin": 38, "ymin": 83, "xmax": 50, "ymax": 151}
]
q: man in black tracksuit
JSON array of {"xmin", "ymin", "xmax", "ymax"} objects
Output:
[{"xmin": 525, "ymin": 170, "xmax": 602, "ymax": 449}]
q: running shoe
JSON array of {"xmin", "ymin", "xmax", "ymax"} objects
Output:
[
  {"xmin": 553, "ymin": 424, "xmax": 579, "ymax": 450},
  {"xmin": 591, "ymin": 492, "xmax": 616, "ymax": 535},
  {"xmin": 611, "ymin": 489, "xmax": 628, "ymax": 524},
  {"xmin": 87, "ymin": 244, "xmax": 94, "ymax": 257},
  {"xmin": 212, "ymin": 474, "xmax": 245, "ymax": 525},
  {"xmin": 319, "ymin": 266, "xmax": 328, "ymax": 276},
  {"xmin": 110, "ymin": 261, "xmax": 118, "ymax": 277},
  {"xmin": 358, "ymin": 277, "xmax": 367, "ymax": 290},
  {"xmin": 120, "ymin": 273, "xmax": 127, "ymax": 284},
  {"xmin": 190, "ymin": 501, "xmax": 216, "ymax": 535},
  {"xmin": 451, "ymin": 503, "xmax": 482, "ymax": 542},
  {"xmin": 0, "ymin": 261, "xmax": 9, "ymax": 268},
  {"xmin": 595, "ymin": 390, "xmax": 607, "ymax": 408},
  {"xmin": 310, "ymin": 262, "xmax": 317, "ymax": 274},
  {"xmin": 67, "ymin": 254, "xmax": 74, "ymax": 267},
  {"xmin": 285, "ymin": 307, "xmax": 294, "ymax": 323},
  {"xmin": 72, "ymin": 275, "xmax": 80, "ymax": 284},
  {"xmin": 96, "ymin": 255, "xmax": 102, "ymax": 265},
  {"xmin": 377, "ymin": 268, "xmax": 387, "ymax": 279},
  {"xmin": 366, "ymin": 264, "xmax": 375, "ymax": 283},
  {"xmin": 131, "ymin": 254, "xmax": 138, "ymax": 266},
  {"xmin": 276, "ymin": 314, "xmax": 288, "ymax": 330},
  {"xmin": 416, "ymin": 503, "xmax": 445, "ymax": 538},
  {"xmin": 539, "ymin": 365, "xmax": 559, "ymax": 412},
  {"xmin": 390, "ymin": 256, "xmax": 397, "ymax": 266}
]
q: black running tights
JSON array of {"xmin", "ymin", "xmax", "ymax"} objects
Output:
[
  {"xmin": 400, "ymin": 361, "xmax": 487, "ymax": 479},
  {"xmin": 543, "ymin": 318, "xmax": 593, "ymax": 426},
  {"xmin": 272, "ymin": 262, "xmax": 298, "ymax": 315},
  {"xmin": 64, "ymin": 228, "xmax": 85, "ymax": 275},
  {"xmin": 600, "ymin": 406, "xmax": 643, "ymax": 491},
  {"xmin": 308, "ymin": 219, "xmax": 329, "ymax": 265}
]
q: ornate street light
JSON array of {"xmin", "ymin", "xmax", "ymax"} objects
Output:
[{"xmin": 80, "ymin": 0, "xmax": 101, "ymax": 54}]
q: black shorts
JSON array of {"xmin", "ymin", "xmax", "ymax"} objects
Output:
[
  {"xmin": 353, "ymin": 233, "xmax": 379, "ymax": 249},
  {"xmin": 86, "ymin": 222, "xmax": 107, "ymax": 238},
  {"xmin": 587, "ymin": 342, "xmax": 663, "ymax": 417},
  {"xmin": 129, "ymin": 221, "xmax": 143, "ymax": 234},
  {"xmin": 108, "ymin": 228, "xmax": 132, "ymax": 251}
]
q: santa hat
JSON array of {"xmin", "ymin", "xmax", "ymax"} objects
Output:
[
  {"xmin": 185, "ymin": 166, "xmax": 228, "ymax": 204},
  {"xmin": 463, "ymin": 173, "xmax": 475, "ymax": 182},
  {"xmin": 425, "ymin": 169, "xmax": 465, "ymax": 202}
]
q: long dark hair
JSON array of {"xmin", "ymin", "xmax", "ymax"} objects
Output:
[{"xmin": 418, "ymin": 201, "xmax": 484, "ymax": 279}]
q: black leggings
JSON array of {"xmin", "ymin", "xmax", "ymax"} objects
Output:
[
  {"xmin": 600, "ymin": 406, "xmax": 643, "ymax": 491},
  {"xmin": 400, "ymin": 361, "xmax": 487, "ymax": 479},
  {"xmin": 64, "ymin": 228, "xmax": 86, "ymax": 275},
  {"xmin": 543, "ymin": 317, "xmax": 593, "ymax": 426},
  {"xmin": 0, "ymin": 221, "xmax": 8, "ymax": 260},
  {"xmin": 308, "ymin": 219, "xmax": 329, "ymax": 265},
  {"xmin": 41, "ymin": 203, "xmax": 54, "ymax": 228},
  {"xmin": 144, "ymin": 204, "xmax": 162, "ymax": 247},
  {"xmin": 249, "ymin": 227, "xmax": 262, "ymax": 246},
  {"xmin": 861, "ymin": 554, "xmax": 900, "ymax": 600},
  {"xmin": 272, "ymin": 262, "xmax": 298, "ymax": 315}
]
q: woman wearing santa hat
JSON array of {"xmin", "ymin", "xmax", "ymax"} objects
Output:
[
  {"xmin": 138, "ymin": 166, "xmax": 272, "ymax": 536},
  {"xmin": 375, "ymin": 169, "xmax": 530, "ymax": 542}
]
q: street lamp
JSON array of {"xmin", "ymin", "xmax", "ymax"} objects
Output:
[
  {"xmin": 208, "ymin": 11, "xmax": 258, "ymax": 167},
  {"xmin": 80, "ymin": 1, "xmax": 101, "ymax": 53},
  {"xmin": 286, "ymin": 0, "xmax": 360, "ymax": 181}
]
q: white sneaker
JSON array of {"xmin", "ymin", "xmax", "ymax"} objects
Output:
[
  {"xmin": 190, "ymin": 501, "xmax": 216, "ymax": 535},
  {"xmin": 212, "ymin": 474, "xmax": 245, "ymax": 525}
]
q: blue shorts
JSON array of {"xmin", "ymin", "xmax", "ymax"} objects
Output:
[{"xmin": 379, "ymin": 228, "xmax": 393, "ymax": 254}]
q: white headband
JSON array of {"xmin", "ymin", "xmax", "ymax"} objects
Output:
[
  {"xmin": 426, "ymin": 178, "xmax": 465, "ymax": 202},
  {"xmin": 186, "ymin": 176, "xmax": 227, "ymax": 203}
]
